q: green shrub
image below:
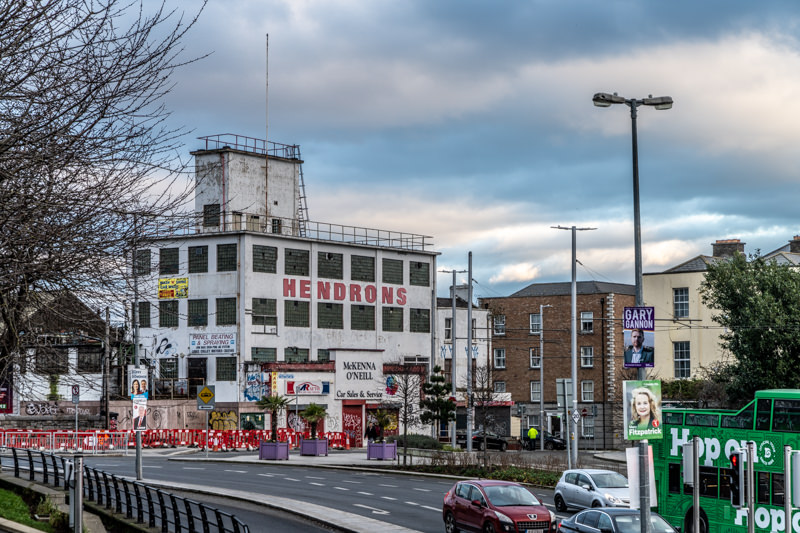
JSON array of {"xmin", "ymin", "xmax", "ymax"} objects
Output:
[{"xmin": 387, "ymin": 433, "xmax": 442, "ymax": 450}]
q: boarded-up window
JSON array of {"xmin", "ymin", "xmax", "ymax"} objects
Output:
[
  {"xmin": 217, "ymin": 244, "xmax": 237, "ymax": 272},
  {"xmin": 351, "ymin": 255, "xmax": 375, "ymax": 282},
  {"xmin": 410, "ymin": 308, "xmax": 430, "ymax": 333},
  {"xmin": 188, "ymin": 299, "xmax": 208, "ymax": 327},
  {"xmin": 285, "ymin": 248, "xmax": 309, "ymax": 276},
  {"xmin": 252, "ymin": 347, "xmax": 277, "ymax": 362},
  {"xmin": 159, "ymin": 300, "xmax": 179, "ymax": 328},
  {"xmin": 216, "ymin": 298, "xmax": 237, "ymax": 326},
  {"xmin": 285, "ymin": 300, "xmax": 309, "ymax": 327},
  {"xmin": 159, "ymin": 248, "xmax": 179, "ymax": 275},
  {"xmin": 285, "ymin": 347, "xmax": 309, "ymax": 363},
  {"xmin": 216, "ymin": 357, "xmax": 237, "ymax": 381},
  {"xmin": 318, "ymin": 302, "xmax": 343, "ymax": 329},
  {"xmin": 318, "ymin": 252, "xmax": 343, "ymax": 279},
  {"xmin": 409, "ymin": 261, "xmax": 430, "ymax": 287},
  {"xmin": 382, "ymin": 306, "xmax": 403, "ymax": 332},
  {"xmin": 134, "ymin": 249, "xmax": 151, "ymax": 276},
  {"xmin": 382, "ymin": 258, "xmax": 403, "ymax": 284},
  {"xmin": 189, "ymin": 246, "xmax": 208, "ymax": 273},
  {"xmin": 138, "ymin": 301, "xmax": 151, "ymax": 328},
  {"xmin": 204, "ymin": 204, "xmax": 220, "ymax": 227},
  {"xmin": 351, "ymin": 305, "xmax": 375, "ymax": 330},
  {"xmin": 253, "ymin": 245, "xmax": 278, "ymax": 273},
  {"xmin": 36, "ymin": 346, "xmax": 69, "ymax": 374},
  {"xmin": 77, "ymin": 347, "xmax": 103, "ymax": 373}
]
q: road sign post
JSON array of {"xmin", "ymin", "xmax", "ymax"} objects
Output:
[
  {"xmin": 197, "ymin": 386, "xmax": 215, "ymax": 459},
  {"xmin": 72, "ymin": 385, "xmax": 80, "ymax": 435}
]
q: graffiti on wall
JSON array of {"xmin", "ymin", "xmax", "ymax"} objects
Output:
[
  {"xmin": 153, "ymin": 335, "xmax": 177, "ymax": 357},
  {"xmin": 209, "ymin": 410, "xmax": 237, "ymax": 430},
  {"xmin": 243, "ymin": 372, "xmax": 268, "ymax": 402},
  {"xmin": 25, "ymin": 402, "xmax": 60, "ymax": 416}
]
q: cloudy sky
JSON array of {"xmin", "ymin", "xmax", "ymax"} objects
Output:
[{"xmin": 158, "ymin": 0, "xmax": 800, "ymax": 299}]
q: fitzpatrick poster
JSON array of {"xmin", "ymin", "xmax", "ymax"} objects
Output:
[{"xmin": 624, "ymin": 380, "xmax": 662, "ymax": 440}]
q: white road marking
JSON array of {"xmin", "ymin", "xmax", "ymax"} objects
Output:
[
  {"xmin": 334, "ymin": 486, "xmax": 349, "ymax": 491},
  {"xmin": 353, "ymin": 504, "xmax": 390, "ymax": 515},
  {"xmin": 257, "ymin": 473, "xmax": 274, "ymax": 477},
  {"xmin": 357, "ymin": 491, "xmax": 373, "ymax": 496},
  {"xmin": 285, "ymin": 477, "xmax": 300, "ymax": 481},
  {"xmin": 342, "ymin": 480, "xmax": 361, "ymax": 484},
  {"xmin": 379, "ymin": 483, "xmax": 398, "ymax": 487},
  {"xmin": 306, "ymin": 476, "xmax": 325, "ymax": 479},
  {"xmin": 413, "ymin": 487, "xmax": 431, "ymax": 492},
  {"xmin": 310, "ymin": 482, "xmax": 325, "ymax": 487},
  {"xmin": 224, "ymin": 470, "xmax": 248, "ymax": 473},
  {"xmin": 381, "ymin": 496, "xmax": 397, "ymax": 501},
  {"xmin": 183, "ymin": 467, "xmax": 205, "ymax": 470}
]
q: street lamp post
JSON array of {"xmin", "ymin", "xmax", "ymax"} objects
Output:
[{"xmin": 593, "ymin": 91, "xmax": 672, "ymax": 533}]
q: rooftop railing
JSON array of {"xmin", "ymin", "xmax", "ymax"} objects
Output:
[{"xmin": 197, "ymin": 133, "xmax": 300, "ymax": 160}]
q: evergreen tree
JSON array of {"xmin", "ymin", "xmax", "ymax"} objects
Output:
[{"xmin": 419, "ymin": 365, "xmax": 456, "ymax": 438}]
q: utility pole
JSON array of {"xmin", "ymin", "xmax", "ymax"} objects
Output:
[
  {"xmin": 439, "ymin": 267, "xmax": 466, "ymax": 448},
  {"xmin": 466, "ymin": 252, "xmax": 474, "ymax": 453},
  {"xmin": 553, "ymin": 225, "xmax": 596, "ymax": 467},
  {"xmin": 132, "ymin": 216, "xmax": 143, "ymax": 481}
]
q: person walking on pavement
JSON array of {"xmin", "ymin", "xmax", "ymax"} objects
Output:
[{"xmin": 526, "ymin": 427, "xmax": 538, "ymax": 450}]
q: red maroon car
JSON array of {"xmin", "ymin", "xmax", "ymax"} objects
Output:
[{"xmin": 443, "ymin": 479, "xmax": 557, "ymax": 533}]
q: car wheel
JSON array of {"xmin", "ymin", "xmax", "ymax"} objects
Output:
[
  {"xmin": 554, "ymin": 494, "xmax": 568, "ymax": 512},
  {"xmin": 444, "ymin": 511, "xmax": 459, "ymax": 533},
  {"xmin": 591, "ymin": 501, "xmax": 602, "ymax": 508},
  {"xmin": 483, "ymin": 521, "xmax": 497, "ymax": 533},
  {"xmin": 500, "ymin": 442, "xmax": 507, "ymax": 452},
  {"xmin": 545, "ymin": 441, "xmax": 554, "ymax": 450}
]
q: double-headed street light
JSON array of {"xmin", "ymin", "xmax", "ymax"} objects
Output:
[{"xmin": 593, "ymin": 91, "xmax": 672, "ymax": 533}]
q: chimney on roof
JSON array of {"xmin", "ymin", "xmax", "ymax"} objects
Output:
[
  {"xmin": 712, "ymin": 239, "xmax": 745, "ymax": 258},
  {"xmin": 790, "ymin": 236, "xmax": 800, "ymax": 254},
  {"xmin": 450, "ymin": 284, "xmax": 471, "ymax": 304}
]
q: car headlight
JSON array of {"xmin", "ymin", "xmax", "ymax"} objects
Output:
[
  {"xmin": 605, "ymin": 493, "xmax": 621, "ymax": 504},
  {"xmin": 494, "ymin": 510, "xmax": 513, "ymax": 524}
]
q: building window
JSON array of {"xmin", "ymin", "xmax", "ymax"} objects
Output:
[
  {"xmin": 530, "ymin": 348, "xmax": 540, "ymax": 368},
  {"xmin": 138, "ymin": 301, "xmax": 151, "ymax": 328},
  {"xmin": 351, "ymin": 255, "xmax": 375, "ymax": 282},
  {"xmin": 382, "ymin": 307, "xmax": 403, "ymax": 332},
  {"xmin": 188, "ymin": 246, "xmax": 208, "ymax": 273},
  {"xmin": 382, "ymin": 258, "xmax": 403, "ymax": 284},
  {"xmin": 160, "ymin": 359, "xmax": 178, "ymax": 379},
  {"xmin": 159, "ymin": 247, "xmax": 179, "ymax": 275},
  {"xmin": 409, "ymin": 261, "xmax": 430, "ymax": 286},
  {"xmin": 582, "ymin": 417, "xmax": 595, "ymax": 438},
  {"xmin": 134, "ymin": 249, "xmax": 151, "ymax": 276},
  {"xmin": 317, "ymin": 349, "xmax": 331, "ymax": 363},
  {"xmin": 580, "ymin": 346, "xmax": 594, "ymax": 368},
  {"xmin": 188, "ymin": 299, "xmax": 208, "ymax": 327},
  {"xmin": 444, "ymin": 318, "xmax": 452, "ymax": 342},
  {"xmin": 581, "ymin": 380, "xmax": 594, "ymax": 402},
  {"xmin": 216, "ymin": 297, "xmax": 237, "ymax": 326},
  {"xmin": 285, "ymin": 301, "xmax": 310, "ymax": 327},
  {"xmin": 581, "ymin": 312, "xmax": 594, "ymax": 333},
  {"xmin": 271, "ymin": 218, "xmax": 282, "ymax": 234},
  {"xmin": 674, "ymin": 341, "xmax": 691, "ymax": 378},
  {"xmin": 217, "ymin": 244, "xmax": 237, "ymax": 272},
  {"xmin": 529, "ymin": 313, "xmax": 541, "ymax": 334},
  {"xmin": 493, "ymin": 315, "xmax": 506, "ymax": 335},
  {"xmin": 493, "ymin": 348, "xmax": 506, "ymax": 369},
  {"xmin": 253, "ymin": 298, "xmax": 277, "ymax": 331},
  {"xmin": 77, "ymin": 348, "xmax": 103, "ymax": 373},
  {"xmin": 527, "ymin": 414, "xmax": 540, "ymax": 428},
  {"xmin": 673, "ymin": 287, "xmax": 689, "ymax": 318},
  {"xmin": 253, "ymin": 245, "xmax": 277, "ymax": 273},
  {"xmin": 203, "ymin": 204, "xmax": 220, "ymax": 227},
  {"xmin": 36, "ymin": 347, "xmax": 68, "ymax": 374},
  {"xmin": 318, "ymin": 302, "xmax": 344, "ymax": 329},
  {"xmin": 318, "ymin": 252, "xmax": 343, "ymax": 279},
  {"xmin": 285, "ymin": 347, "xmax": 309, "ymax": 363},
  {"xmin": 216, "ymin": 357, "xmax": 237, "ymax": 381},
  {"xmin": 159, "ymin": 300, "xmax": 179, "ymax": 328},
  {"xmin": 251, "ymin": 347, "xmax": 276, "ymax": 362},
  {"xmin": 351, "ymin": 305, "xmax": 375, "ymax": 330},
  {"xmin": 410, "ymin": 309, "xmax": 430, "ymax": 333},
  {"xmin": 494, "ymin": 381, "xmax": 506, "ymax": 393},
  {"xmin": 530, "ymin": 381, "xmax": 541, "ymax": 402},
  {"xmin": 285, "ymin": 248, "xmax": 309, "ymax": 276}
]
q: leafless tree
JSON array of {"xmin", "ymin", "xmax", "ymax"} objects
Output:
[
  {"xmin": 381, "ymin": 362, "xmax": 424, "ymax": 466},
  {"xmin": 470, "ymin": 363, "xmax": 498, "ymax": 467},
  {"xmin": 0, "ymin": 0, "xmax": 205, "ymax": 395}
]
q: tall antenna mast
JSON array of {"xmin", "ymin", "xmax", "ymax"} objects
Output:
[{"xmin": 265, "ymin": 34, "xmax": 269, "ymax": 216}]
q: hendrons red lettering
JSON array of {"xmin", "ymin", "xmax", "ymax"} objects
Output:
[
  {"xmin": 365, "ymin": 285, "xmax": 377, "ymax": 303},
  {"xmin": 283, "ymin": 278, "xmax": 296, "ymax": 297},
  {"xmin": 396, "ymin": 288, "xmax": 407, "ymax": 305},
  {"xmin": 334, "ymin": 283, "xmax": 346, "ymax": 300},
  {"xmin": 350, "ymin": 284, "xmax": 362, "ymax": 302},
  {"xmin": 317, "ymin": 281, "xmax": 330, "ymax": 299},
  {"xmin": 382, "ymin": 287, "xmax": 393, "ymax": 304},
  {"xmin": 300, "ymin": 279, "xmax": 311, "ymax": 298}
]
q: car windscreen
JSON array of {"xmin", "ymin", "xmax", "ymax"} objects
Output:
[
  {"xmin": 591, "ymin": 472, "xmax": 628, "ymax": 488},
  {"xmin": 484, "ymin": 485, "xmax": 540, "ymax": 507},
  {"xmin": 614, "ymin": 515, "xmax": 675, "ymax": 533}
]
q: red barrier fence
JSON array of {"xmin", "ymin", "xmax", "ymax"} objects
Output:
[{"xmin": 0, "ymin": 429, "xmax": 351, "ymax": 453}]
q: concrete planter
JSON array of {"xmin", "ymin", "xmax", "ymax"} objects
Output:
[
  {"xmin": 300, "ymin": 439, "xmax": 328, "ymax": 456},
  {"xmin": 367, "ymin": 441, "xmax": 397, "ymax": 460},
  {"xmin": 259, "ymin": 441, "xmax": 289, "ymax": 460}
]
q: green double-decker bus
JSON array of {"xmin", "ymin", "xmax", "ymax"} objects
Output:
[{"xmin": 652, "ymin": 389, "xmax": 800, "ymax": 533}]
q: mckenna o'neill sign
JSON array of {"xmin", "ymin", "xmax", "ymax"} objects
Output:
[{"xmin": 335, "ymin": 354, "xmax": 384, "ymax": 400}]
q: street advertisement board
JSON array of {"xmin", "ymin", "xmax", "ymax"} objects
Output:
[
  {"xmin": 623, "ymin": 306, "xmax": 655, "ymax": 368},
  {"xmin": 624, "ymin": 380, "xmax": 663, "ymax": 440}
]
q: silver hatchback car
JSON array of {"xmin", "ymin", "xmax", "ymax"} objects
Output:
[{"xmin": 554, "ymin": 469, "xmax": 630, "ymax": 511}]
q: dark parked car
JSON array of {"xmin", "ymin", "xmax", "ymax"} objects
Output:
[
  {"xmin": 443, "ymin": 479, "xmax": 556, "ymax": 533},
  {"xmin": 456, "ymin": 431, "xmax": 508, "ymax": 451},
  {"xmin": 524, "ymin": 431, "xmax": 566, "ymax": 450},
  {"xmin": 559, "ymin": 508, "xmax": 678, "ymax": 533}
]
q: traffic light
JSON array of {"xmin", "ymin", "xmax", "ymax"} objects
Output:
[{"xmin": 729, "ymin": 451, "xmax": 744, "ymax": 508}]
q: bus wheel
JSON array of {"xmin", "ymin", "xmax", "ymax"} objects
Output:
[{"xmin": 683, "ymin": 508, "xmax": 708, "ymax": 533}]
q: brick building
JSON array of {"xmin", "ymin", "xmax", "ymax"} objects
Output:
[{"xmin": 479, "ymin": 281, "xmax": 634, "ymax": 450}]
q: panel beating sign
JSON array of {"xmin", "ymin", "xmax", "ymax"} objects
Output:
[{"xmin": 197, "ymin": 385, "xmax": 215, "ymax": 410}]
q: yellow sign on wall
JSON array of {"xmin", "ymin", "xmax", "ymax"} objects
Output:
[{"xmin": 158, "ymin": 277, "xmax": 188, "ymax": 299}]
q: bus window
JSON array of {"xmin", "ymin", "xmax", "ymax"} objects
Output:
[
  {"xmin": 721, "ymin": 405, "xmax": 754, "ymax": 429},
  {"xmin": 668, "ymin": 463, "xmax": 681, "ymax": 494},
  {"xmin": 773, "ymin": 399, "xmax": 800, "ymax": 432},
  {"xmin": 685, "ymin": 413, "xmax": 719, "ymax": 427},
  {"xmin": 756, "ymin": 399, "xmax": 771, "ymax": 431},
  {"xmin": 773, "ymin": 473, "xmax": 785, "ymax": 506},
  {"xmin": 720, "ymin": 467, "xmax": 732, "ymax": 500},
  {"xmin": 699, "ymin": 467, "xmax": 718, "ymax": 498},
  {"xmin": 664, "ymin": 412, "xmax": 683, "ymax": 425},
  {"xmin": 757, "ymin": 472, "xmax": 770, "ymax": 504}
]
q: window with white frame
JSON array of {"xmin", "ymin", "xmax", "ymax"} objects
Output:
[
  {"xmin": 529, "ymin": 313, "xmax": 542, "ymax": 334},
  {"xmin": 527, "ymin": 414, "xmax": 540, "ymax": 429},
  {"xmin": 674, "ymin": 341, "xmax": 691, "ymax": 378},
  {"xmin": 494, "ymin": 315, "xmax": 506, "ymax": 335},
  {"xmin": 582, "ymin": 416, "xmax": 595, "ymax": 438},
  {"xmin": 494, "ymin": 381, "xmax": 506, "ymax": 393},
  {"xmin": 581, "ymin": 380, "xmax": 594, "ymax": 402},
  {"xmin": 580, "ymin": 346, "xmax": 593, "ymax": 368},
  {"xmin": 493, "ymin": 348, "xmax": 506, "ymax": 369},
  {"xmin": 530, "ymin": 348, "xmax": 541, "ymax": 368},
  {"xmin": 673, "ymin": 288, "xmax": 689, "ymax": 318},
  {"xmin": 444, "ymin": 317, "xmax": 452, "ymax": 342},
  {"xmin": 530, "ymin": 381, "xmax": 541, "ymax": 402},
  {"xmin": 580, "ymin": 311, "xmax": 594, "ymax": 333}
]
